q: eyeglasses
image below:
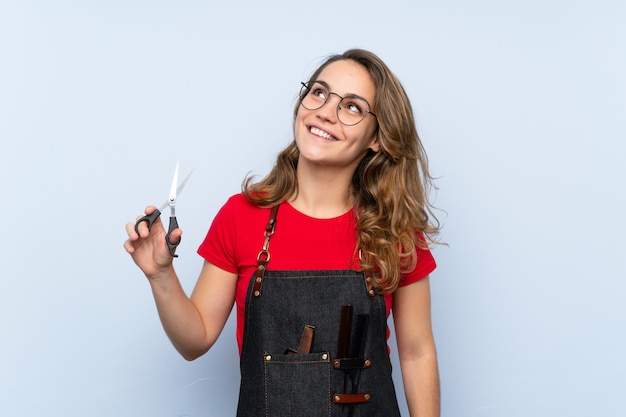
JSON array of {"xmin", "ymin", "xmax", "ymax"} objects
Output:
[{"xmin": 299, "ymin": 81, "xmax": 377, "ymax": 126}]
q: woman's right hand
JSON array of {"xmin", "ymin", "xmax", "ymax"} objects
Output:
[{"xmin": 123, "ymin": 205, "xmax": 183, "ymax": 279}]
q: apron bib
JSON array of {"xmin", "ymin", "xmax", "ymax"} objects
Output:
[{"xmin": 236, "ymin": 206, "xmax": 401, "ymax": 417}]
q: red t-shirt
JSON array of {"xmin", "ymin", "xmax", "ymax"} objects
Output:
[{"xmin": 198, "ymin": 193, "xmax": 436, "ymax": 354}]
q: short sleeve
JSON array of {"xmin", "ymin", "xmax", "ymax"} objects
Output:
[
  {"xmin": 197, "ymin": 196, "xmax": 238, "ymax": 274},
  {"xmin": 399, "ymin": 245, "xmax": 437, "ymax": 287}
]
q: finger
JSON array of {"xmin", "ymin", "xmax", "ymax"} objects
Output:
[
  {"xmin": 123, "ymin": 239, "xmax": 135, "ymax": 254},
  {"xmin": 126, "ymin": 222, "xmax": 140, "ymax": 239},
  {"xmin": 127, "ymin": 219, "xmax": 154, "ymax": 239},
  {"xmin": 167, "ymin": 228, "xmax": 183, "ymax": 245},
  {"xmin": 134, "ymin": 219, "xmax": 150, "ymax": 238}
]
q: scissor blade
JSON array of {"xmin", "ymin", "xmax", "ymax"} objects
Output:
[
  {"xmin": 157, "ymin": 167, "xmax": 193, "ymax": 211},
  {"xmin": 168, "ymin": 161, "xmax": 180, "ymax": 204},
  {"xmin": 176, "ymin": 168, "xmax": 194, "ymax": 198}
]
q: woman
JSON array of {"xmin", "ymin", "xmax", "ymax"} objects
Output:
[{"xmin": 125, "ymin": 49, "xmax": 441, "ymax": 417}]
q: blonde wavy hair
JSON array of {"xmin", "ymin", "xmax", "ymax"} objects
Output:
[{"xmin": 243, "ymin": 49, "xmax": 440, "ymax": 293}]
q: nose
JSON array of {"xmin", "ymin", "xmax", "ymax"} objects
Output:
[{"xmin": 316, "ymin": 93, "xmax": 342, "ymax": 123}]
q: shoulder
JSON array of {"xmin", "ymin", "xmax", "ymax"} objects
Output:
[
  {"xmin": 222, "ymin": 193, "xmax": 256, "ymax": 210},
  {"xmin": 215, "ymin": 193, "xmax": 274, "ymax": 227},
  {"xmin": 198, "ymin": 194, "xmax": 272, "ymax": 267},
  {"xmin": 217, "ymin": 193, "xmax": 265, "ymax": 216}
]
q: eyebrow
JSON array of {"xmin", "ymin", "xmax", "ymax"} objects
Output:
[{"xmin": 314, "ymin": 79, "xmax": 373, "ymax": 106}]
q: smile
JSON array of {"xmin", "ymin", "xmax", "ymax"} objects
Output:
[{"xmin": 310, "ymin": 126, "xmax": 336, "ymax": 141}]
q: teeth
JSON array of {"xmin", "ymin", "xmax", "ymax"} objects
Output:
[{"xmin": 310, "ymin": 127, "xmax": 334, "ymax": 140}]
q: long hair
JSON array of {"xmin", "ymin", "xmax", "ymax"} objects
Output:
[{"xmin": 243, "ymin": 49, "xmax": 441, "ymax": 293}]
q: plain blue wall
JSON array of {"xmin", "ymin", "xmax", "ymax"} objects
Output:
[{"xmin": 1, "ymin": 1, "xmax": 624, "ymax": 416}]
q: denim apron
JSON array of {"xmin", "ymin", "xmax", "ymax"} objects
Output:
[{"xmin": 236, "ymin": 206, "xmax": 401, "ymax": 417}]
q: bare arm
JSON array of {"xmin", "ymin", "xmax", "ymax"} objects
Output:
[
  {"xmin": 124, "ymin": 206, "xmax": 237, "ymax": 360},
  {"xmin": 149, "ymin": 261, "xmax": 237, "ymax": 360},
  {"xmin": 393, "ymin": 276, "xmax": 440, "ymax": 417}
]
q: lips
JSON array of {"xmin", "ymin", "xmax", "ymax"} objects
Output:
[{"xmin": 310, "ymin": 126, "xmax": 336, "ymax": 141}]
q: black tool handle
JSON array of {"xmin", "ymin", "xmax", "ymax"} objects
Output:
[
  {"xmin": 351, "ymin": 314, "xmax": 370, "ymax": 358},
  {"xmin": 134, "ymin": 209, "xmax": 161, "ymax": 235},
  {"xmin": 165, "ymin": 216, "xmax": 180, "ymax": 258},
  {"xmin": 337, "ymin": 305, "xmax": 353, "ymax": 359}
]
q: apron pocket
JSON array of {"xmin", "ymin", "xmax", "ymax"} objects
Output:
[{"xmin": 263, "ymin": 351, "xmax": 331, "ymax": 417}]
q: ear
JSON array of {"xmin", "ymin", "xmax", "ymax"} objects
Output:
[{"xmin": 369, "ymin": 136, "xmax": 380, "ymax": 153}]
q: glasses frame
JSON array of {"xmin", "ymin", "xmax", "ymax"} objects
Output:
[{"xmin": 299, "ymin": 81, "xmax": 377, "ymax": 126}]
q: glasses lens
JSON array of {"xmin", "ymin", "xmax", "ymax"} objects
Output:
[
  {"xmin": 301, "ymin": 81, "xmax": 327, "ymax": 111},
  {"xmin": 338, "ymin": 97, "xmax": 369, "ymax": 126}
]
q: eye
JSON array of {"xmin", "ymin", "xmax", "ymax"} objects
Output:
[
  {"xmin": 342, "ymin": 99, "xmax": 365, "ymax": 115},
  {"xmin": 311, "ymin": 87, "xmax": 328, "ymax": 100}
]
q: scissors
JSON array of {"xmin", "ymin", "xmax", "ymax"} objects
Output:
[{"xmin": 134, "ymin": 162, "xmax": 193, "ymax": 258}]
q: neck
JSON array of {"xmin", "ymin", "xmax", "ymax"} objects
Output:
[{"xmin": 289, "ymin": 161, "xmax": 355, "ymax": 219}]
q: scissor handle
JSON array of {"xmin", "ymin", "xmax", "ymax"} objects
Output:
[
  {"xmin": 165, "ymin": 216, "xmax": 181, "ymax": 258},
  {"xmin": 134, "ymin": 209, "xmax": 161, "ymax": 235}
]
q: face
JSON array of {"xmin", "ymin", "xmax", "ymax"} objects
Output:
[{"xmin": 294, "ymin": 59, "xmax": 379, "ymax": 172}]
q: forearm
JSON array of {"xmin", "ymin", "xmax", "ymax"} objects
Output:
[
  {"xmin": 400, "ymin": 352, "xmax": 440, "ymax": 417},
  {"xmin": 393, "ymin": 277, "xmax": 440, "ymax": 417},
  {"xmin": 148, "ymin": 267, "xmax": 211, "ymax": 360}
]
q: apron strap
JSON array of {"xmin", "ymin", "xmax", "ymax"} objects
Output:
[
  {"xmin": 252, "ymin": 205, "xmax": 279, "ymax": 298},
  {"xmin": 358, "ymin": 250, "xmax": 377, "ymax": 297}
]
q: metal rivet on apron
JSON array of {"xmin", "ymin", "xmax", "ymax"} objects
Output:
[
  {"xmin": 321, "ymin": 353, "xmax": 328, "ymax": 360},
  {"xmin": 364, "ymin": 394, "xmax": 371, "ymax": 401},
  {"xmin": 255, "ymin": 276, "xmax": 262, "ymax": 283},
  {"xmin": 333, "ymin": 359, "xmax": 340, "ymax": 368},
  {"xmin": 364, "ymin": 359, "xmax": 372, "ymax": 368},
  {"xmin": 264, "ymin": 355, "xmax": 272, "ymax": 361},
  {"xmin": 334, "ymin": 395, "xmax": 341, "ymax": 402},
  {"xmin": 254, "ymin": 290, "xmax": 260, "ymax": 297},
  {"xmin": 368, "ymin": 289, "xmax": 375, "ymax": 296}
]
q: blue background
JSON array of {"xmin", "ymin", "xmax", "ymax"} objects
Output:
[{"xmin": 1, "ymin": 1, "xmax": 624, "ymax": 416}]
